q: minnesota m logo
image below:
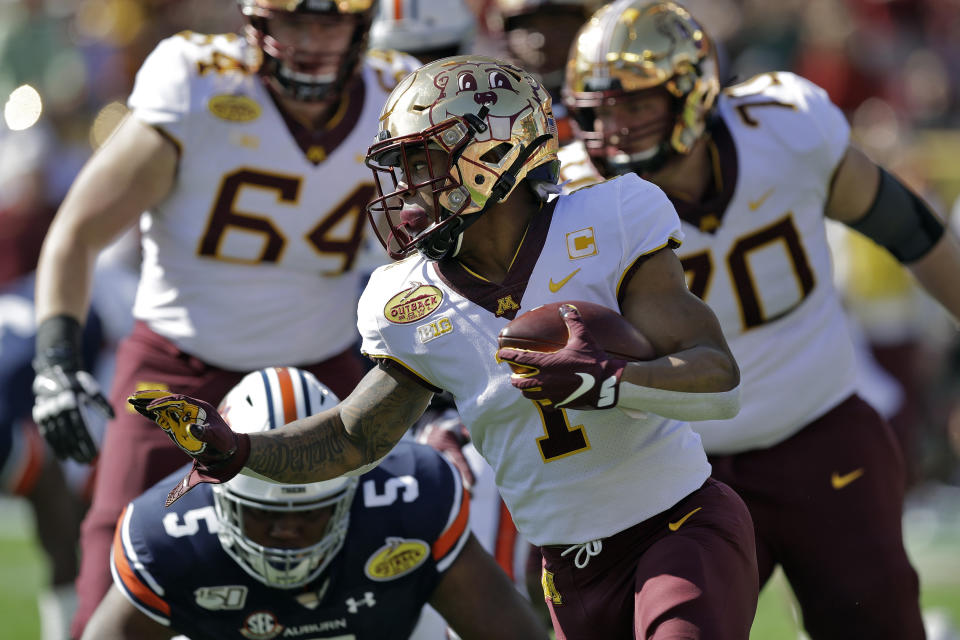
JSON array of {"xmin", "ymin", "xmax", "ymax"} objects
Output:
[{"xmin": 495, "ymin": 295, "xmax": 520, "ymax": 317}]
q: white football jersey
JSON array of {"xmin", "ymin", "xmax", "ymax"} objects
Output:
[
  {"xmin": 358, "ymin": 174, "xmax": 710, "ymax": 546},
  {"xmin": 560, "ymin": 72, "xmax": 858, "ymax": 454},
  {"xmin": 128, "ymin": 32, "xmax": 418, "ymax": 369}
]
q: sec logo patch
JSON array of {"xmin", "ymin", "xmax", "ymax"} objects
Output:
[
  {"xmin": 364, "ymin": 537, "xmax": 429, "ymax": 581},
  {"xmin": 208, "ymin": 95, "xmax": 261, "ymax": 122},
  {"xmin": 384, "ymin": 283, "xmax": 443, "ymax": 324}
]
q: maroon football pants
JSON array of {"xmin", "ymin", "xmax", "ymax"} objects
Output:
[
  {"xmin": 71, "ymin": 322, "xmax": 365, "ymax": 639},
  {"xmin": 709, "ymin": 394, "xmax": 924, "ymax": 640},
  {"xmin": 540, "ymin": 478, "xmax": 759, "ymax": 639}
]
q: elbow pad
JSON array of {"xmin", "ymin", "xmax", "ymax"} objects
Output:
[
  {"xmin": 849, "ymin": 168, "xmax": 944, "ymax": 263},
  {"xmin": 617, "ymin": 383, "xmax": 741, "ymax": 422}
]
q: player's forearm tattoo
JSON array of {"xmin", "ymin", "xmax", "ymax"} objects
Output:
[
  {"xmin": 248, "ymin": 424, "xmax": 349, "ymax": 483},
  {"xmin": 340, "ymin": 371, "xmax": 426, "ymax": 463},
  {"xmin": 246, "ymin": 367, "xmax": 428, "ymax": 483}
]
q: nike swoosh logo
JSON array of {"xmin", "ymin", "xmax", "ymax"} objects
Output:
[
  {"xmin": 549, "ymin": 268, "xmax": 581, "ymax": 293},
  {"xmin": 748, "ymin": 187, "xmax": 774, "ymax": 211},
  {"xmin": 831, "ymin": 468, "xmax": 864, "ymax": 490},
  {"xmin": 668, "ymin": 507, "xmax": 702, "ymax": 531},
  {"xmin": 558, "ymin": 373, "xmax": 594, "ymax": 407}
]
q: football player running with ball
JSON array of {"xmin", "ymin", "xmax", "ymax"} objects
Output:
[
  {"xmin": 133, "ymin": 55, "xmax": 762, "ymax": 639},
  {"xmin": 83, "ymin": 367, "xmax": 546, "ymax": 640},
  {"xmin": 558, "ymin": 1, "xmax": 960, "ymax": 638},
  {"xmin": 31, "ymin": 1, "xmax": 420, "ymax": 636}
]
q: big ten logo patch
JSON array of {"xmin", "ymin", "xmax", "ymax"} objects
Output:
[
  {"xmin": 417, "ymin": 316, "xmax": 453, "ymax": 344},
  {"xmin": 566, "ymin": 227, "xmax": 597, "ymax": 259}
]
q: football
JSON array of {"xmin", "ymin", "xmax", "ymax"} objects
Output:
[{"xmin": 498, "ymin": 301, "xmax": 655, "ymax": 373}]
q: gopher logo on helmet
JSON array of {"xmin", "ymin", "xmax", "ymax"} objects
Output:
[{"xmin": 427, "ymin": 60, "xmax": 551, "ymax": 143}]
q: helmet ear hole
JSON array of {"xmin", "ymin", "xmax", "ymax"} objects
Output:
[{"xmin": 479, "ymin": 142, "xmax": 514, "ymax": 165}]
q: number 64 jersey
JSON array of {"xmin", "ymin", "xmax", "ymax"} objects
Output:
[
  {"xmin": 560, "ymin": 71, "xmax": 859, "ymax": 454},
  {"xmin": 127, "ymin": 32, "xmax": 419, "ymax": 370},
  {"xmin": 110, "ymin": 443, "xmax": 470, "ymax": 640}
]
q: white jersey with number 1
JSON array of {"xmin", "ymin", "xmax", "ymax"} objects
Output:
[{"xmin": 358, "ymin": 174, "xmax": 710, "ymax": 546}]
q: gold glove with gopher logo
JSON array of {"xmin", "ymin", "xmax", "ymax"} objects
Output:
[
  {"xmin": 128, "ymin": 390, "xmax": 209, "ymax": 454},
  {"xmin": 128, "ymin": 390, "xmax": 251, "ymax": 506}
]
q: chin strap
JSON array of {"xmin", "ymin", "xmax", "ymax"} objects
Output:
[{"xmin": 417, "ymin": 119, "xmax": 556, "ymax": 261}]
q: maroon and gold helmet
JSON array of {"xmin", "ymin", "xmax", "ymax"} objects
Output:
[
  {"xmin": 365, "ymin": 55, "xmax": 560, "ymax": 261},
  {"xmin": 563, "ymin": 1, "xmax": 720, "ymax": 173},
  {"xmin": 238, "ymin": 0, "xmax": 376, "ymax": 102}
]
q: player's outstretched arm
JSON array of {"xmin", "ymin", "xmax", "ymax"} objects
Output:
[
  {"xmin": 430, "ymin": 534, "xmax": 550, "ymax": 640},
  {"xmin": 131, "ymin": 365, "xmax": 434, "ymax": 503},
  {"xmin": 827, "ymin": 145, "xmax": 960, "ymax": 324},
  {"xmin": 81, "ymin": 585, "xmax": 175, "ymax": 640},
  {"xmin": 245, "ymin": 364, "xmax": 434, "ymax": 483}
]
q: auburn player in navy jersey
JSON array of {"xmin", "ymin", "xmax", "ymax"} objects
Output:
[{"xmin": 82, "ymin": 367, "xmax": 545, "ymax": 640}]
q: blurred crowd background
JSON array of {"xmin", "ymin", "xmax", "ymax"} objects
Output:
[
  {"xmin": 4, "ymin": 0, "xmax": 959, "ymax": 485},
  {"xmin": 2, "ymin": 0, "xmax": 960, "ymax": 637}
]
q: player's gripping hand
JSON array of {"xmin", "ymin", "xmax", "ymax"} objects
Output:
[
  {"xmin": 417, "ymin": 409, "xmax": 475, "ymax": 492},
  {"xmin": 32, "ymin": 365, "xmax": 112, "ymax": 463},
  {"xmin": 128, "ymin": 391, "xmax": 250, "ymax": 506},
  {"xmin": 496, "ymin": 305, "xmax": 627, "ymax": 410},
  {"xmin": 32, "ymin": 315, "xmax": 113, "ymax": 463}
]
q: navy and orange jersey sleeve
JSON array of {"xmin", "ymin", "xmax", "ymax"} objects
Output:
[
  {"xmin": 356, "ymin": 442, "xmax": 471, "ymax": 576},
  {"xmin": 109, "ymin": 466, "xmax": 224, "ymax": 628}
]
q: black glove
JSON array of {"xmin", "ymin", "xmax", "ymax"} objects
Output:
[{"xmin": 32, "ymin": 315, "xmax": 113, "ymax": 463}]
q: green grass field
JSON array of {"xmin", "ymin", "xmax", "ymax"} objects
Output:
[{"xmin": 4, "ymin": 486, "xmax": 960, "ymax": 639}]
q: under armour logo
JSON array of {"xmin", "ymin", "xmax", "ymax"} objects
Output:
[{"xmin": 346, "ymin": 592, "xmax": 376, "ymax": 614}]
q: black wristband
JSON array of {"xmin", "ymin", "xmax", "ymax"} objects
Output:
[{"xmin": 34, "ymin": 314, "xmax": 84, "ymax": 370}]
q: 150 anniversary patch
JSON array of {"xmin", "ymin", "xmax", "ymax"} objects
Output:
[{"xmin": 384, "ymin": 283, "xmax": 443, "ymax": 324}]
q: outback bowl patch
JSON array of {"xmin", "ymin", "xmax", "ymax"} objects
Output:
[
  {"xmin": 208, "ymin": 95, "xmax": 261, "ymax": 122},
  {"xmin": 384, "ymin": 283, "xmax": 443, "ymax": 324},
  {"xmin": 364, "ymin": 537, "xmax": 429, "ymax": 581}
]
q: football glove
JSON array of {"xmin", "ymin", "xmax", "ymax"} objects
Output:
[
  {"xmin": 32, "ymin": 315, "xmax": 112, "ymax": 463},
  {"xmin": 496, "ymin": 305, "xmax": 627, "ymax": 410},
  {"xmin": 417, "ymin": 408, "xmax": 475, "ymax": 492},
  {"xmin": 128, "ymin": 391, "xmax": 250, "ymax": 506}
]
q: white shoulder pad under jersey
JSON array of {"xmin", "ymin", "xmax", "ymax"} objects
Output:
[
  {"xmin": 557, "ymin": 139, "xmax": 605, "ymax": 192},
  {"xmin": 357, "ymin": 175, "xmax": 709, "ymax": 546},
  {"xmin": 128, "ymin": 34, "xmax": 418, "ymax": 369},
  {"xmin": 678, "ymin": 71, "xmax": 857, "ymax": 453}
]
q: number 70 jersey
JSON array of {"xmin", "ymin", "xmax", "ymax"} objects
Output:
[
  {"xmin": 559, "ymin": 72, "xmax": 860, "ymax": 454},
  {"xmin": 127, "ymin": 32, "xmax": 419, "ymax": 370}
]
